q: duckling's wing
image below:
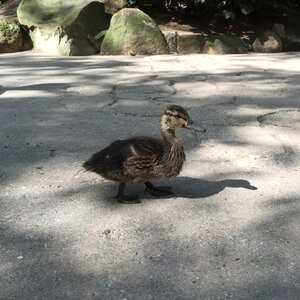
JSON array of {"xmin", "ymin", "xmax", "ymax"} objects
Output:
[
  {"xmin": 123, "ymin": 137, "xmax": 165, "ymax": 179},
  {"xmin": 83, "ymin": 137, "xmax": 163, "ymax": 175},
  {"xmin": 125, "ymin": 137, "xmax": 164, "ymax": 158},
  {"xmin": 83, "ymin": 140, "xmax": 129, "ymax": 174}
]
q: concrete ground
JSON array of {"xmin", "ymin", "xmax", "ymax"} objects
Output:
[{"xmin": 0, "ymin": 52, "xmax": 299, "ymax": 300}]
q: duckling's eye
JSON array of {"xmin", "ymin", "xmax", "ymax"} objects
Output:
[{"xmin": 165, "ymin": 111, "xmax": 178, "ymax": 118}]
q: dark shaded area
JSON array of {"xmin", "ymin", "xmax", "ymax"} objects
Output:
[
  {"xmin": 0, "ymin": 0, "xmax": 18, "ymax": 19},
  {"xmin": 128, "ymin": 0, "xmax": 300, "ymax": 40},
  {"xmin": 0, "ymin": 194, "xmax": 299, "ymax": 299}
]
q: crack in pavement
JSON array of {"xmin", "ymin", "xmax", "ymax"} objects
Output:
[
  {"xmin": 257, "ymin": 109, "xmax": 300, "ymax": 127},
  {"xmin": 146, "ymin": 79, "xmax": 177, "ymax": 104},
  {"xmin": 99, "ymin": 83, "xmax": 119, "ymax": 110},
  {"xmin": 168, "ymin": 80, "xmax": 177, "ymax": 96},
  {"xmin": 257, "ymin": 110, "xmax": 299, "ymax": 166},
  {"xmin": 97, "ymin": 110, "xmax": 159, "ymax": 118},
  {"xmin": 257, "ymin": 111, "xmax": 277, "ymax": 125}
]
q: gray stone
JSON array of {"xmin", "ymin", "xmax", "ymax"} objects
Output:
[
  {"xmin": 101, "ymin": 8, "xmax": 169, "ymax": 56},
  {"xmin": 0, "ymin": 17, "xmax": 23, "ymax": 53},
  {"xmin": 272, "ymin": 23, "xmax": 285, "ymax": 38},
  {"xmin": 285, "ymin": 30, "xmax": 300, "ymax": 51},
  {"xmin": 202, "ymin": 35, "xmax": 249, "ymax": 54},
  {"xmin": 176, "ymin": 34, "xmax": 202, "ymax": 54},
  {"xmin": 252, "ymin": 30, "xmax": 282, "ymax": 53},
  {"xmin": 163, "ymin": 31, "xmax": 177, "ymax": 53},
  {"xmin": 103, "ymin": 0, "xmax": 126, "ymax": 13},
  {"xmin": 17, "ymin": 0, "xmax": 110, "ymax": 56}
]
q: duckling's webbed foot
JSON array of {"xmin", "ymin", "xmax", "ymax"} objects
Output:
[
  {"xmin": 145, "ymin": 181, "xmax": 173, "ymax": 197},
  {"xmin": 116, "ymin": 182, "xmax": 141, "ymax": 204}
]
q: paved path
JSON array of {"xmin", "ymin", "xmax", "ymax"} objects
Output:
[{"xmin": 0, "ymin": 52, "xmax": 299, "ymax": 299}]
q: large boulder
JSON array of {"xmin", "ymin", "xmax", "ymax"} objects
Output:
[
  {"xmin": 272, "ymin": 23, "xmax": 285, "ymax": 38},
  {"xmin": 177, "ymin": 34, "xmax": 202, "ymax": 54},
  {"xmin": 103, "ymin": 0, "xmax": 126, "ymax": 13},
  {"xmin": 252, "ymin": 30, "xmax": 282, "ymax": 53},
  {"xmin": 0, "ymin": 17, "xmax": 23, "ymax": 53},
  {"xmin": 17, "ymin": 0, "xmax": 110, "ymax": 56},
  {"xmin": 101, "ymin": 8, "xmax": 169, "ymax": 55},
  {"xmin": 202, "ymin": 35, "xmax": 249, "ymax": 54},
  {"xmin": 163, "ymin": 31, "xmax": 177, "ymax": 53},
  {"xmin": 284, "ymin": 30, "xmax": 300, "ymax": 51}
]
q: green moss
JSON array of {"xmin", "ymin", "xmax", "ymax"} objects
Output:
[
  {"xmin": 17, "ymin": 0, "xmax": 109, "ymax": 55},
  {"xmin": 177, "ymin": 34, "xmax": 202, "ymax": 54},
  {"xmin": 101, "ymin": 8, "xmax": 169, "ymax": 55},
  {"xmin": 0, "ymin": 18, "xmax": 21, "ymax": 43},
  {"xmin": 202, "ymin": 36, "xmax": 248, "ymax": 54}
]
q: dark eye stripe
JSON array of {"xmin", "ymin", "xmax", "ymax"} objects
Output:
[
  {"xmin": 165, "ymin": 111, "xmax": 178, "ymax": 117},
  {"xmin": 165, "ymin": 111, "xmax": 188, "ymax": 121}
]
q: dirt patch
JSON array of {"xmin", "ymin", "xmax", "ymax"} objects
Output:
[{"xmin": 0, "ymin": 0, "xmax": 19, "ymax": 19}]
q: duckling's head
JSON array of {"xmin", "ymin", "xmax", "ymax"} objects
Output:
[
  {"xmin": 161, "ymin": 105, "xmax": 190, "ymax": 131},
  {"xmin": 161, "ymin": 105, "xmax": 206, "ymax": 133}
]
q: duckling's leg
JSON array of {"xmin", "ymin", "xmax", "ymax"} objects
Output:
[
  {"xmin": 116, "ymin": 182, "xmax": 141, "ymax": 204},
  {"xmin": 144, "ymin": 181, "xmax": 173, "ymax": 197}
]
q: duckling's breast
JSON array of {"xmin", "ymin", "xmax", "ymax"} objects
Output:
[{"xmin": 159, "ymin": 140, "xmax": 186, "ymax": 178}]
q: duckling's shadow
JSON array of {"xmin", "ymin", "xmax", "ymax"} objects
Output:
[
  {"xmin": 168, "ymin": 177, "xmax": 257, "ymax": 199},
  {"xmin": 65, "ymin": 177, "xmax": 257, "ymax": 205},
  {"xmin": 99, "ymin": 177, "xmax": 257, "ymax": 202}
]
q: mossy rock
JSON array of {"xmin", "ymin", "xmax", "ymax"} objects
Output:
[
  {"xmin": 0, "ymin": 17, "xmax": 23, "ymax": 53},
  {"xmin": 177, "ymin": 34, "xmax": 202, "ymax": 54},
  {"xmin": 163, "ymin": 31, "xmax": 177, "ymax": 53},
  {"xmin": 252, "ymin": 30, "xmax": 282, "ymax": 53},
  {"xmin": 103, "ymin": 0, "xmax": 126, "ymax": 13},
  {"xmin": 101, "ymin": 8, "xmax": 169, "ymax": 55},
  {"xmin": 17, "ymin": 0, "xmax": 110, "ymax": 56},
  {"xmin": 285, "ymin": 30, "xmax": 300, "ymax": 51},
  {"xmin": 202, "ymin": 36, "xmax": 249, "ymax": 54}
]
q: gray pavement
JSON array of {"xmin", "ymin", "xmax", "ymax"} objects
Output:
[{"xmin": 0, "ymin": 52, "xmax": 299, "ymax": 299}]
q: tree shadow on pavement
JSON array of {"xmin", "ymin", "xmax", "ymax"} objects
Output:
[{"xmin": 0, "ymin": 53, "xmax": 299, "ymax": 300}]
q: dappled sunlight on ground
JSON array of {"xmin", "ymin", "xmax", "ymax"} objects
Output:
[{"xmin": 0, "ymin": 52, "xmax": 299, "ymax": 299}]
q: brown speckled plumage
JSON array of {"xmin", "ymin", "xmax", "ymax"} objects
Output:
[{"xmin": 83, "ymin": 105, "xmax": 195, "ymax": 203}]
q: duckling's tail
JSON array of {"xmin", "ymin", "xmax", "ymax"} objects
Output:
[
  {"xmin": 74, "ymin": 168, "xmax": 86, "ymax": 178},
  {"xmin": 82, "ymin": 150, "xmax": 107, "ymax": 174},
  {"xmin": 82, "ymin": 160, "xmax": 93, "ymax": 172},
  {"xmin": 82, "ymin": 157, "xmax": 102, "ymax": 173}
]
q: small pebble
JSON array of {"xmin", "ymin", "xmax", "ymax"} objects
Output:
[
  {"xmin": 103, "ymin": 229, "xmax": 111, "ymax": 235},
  {"xmin": 49, "ymin": 149, "xmax": 56, "ymax": 157}
]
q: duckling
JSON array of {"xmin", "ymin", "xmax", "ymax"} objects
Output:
[{"xmin": 83, "ymin": 105, "xmax": 206, "ymax": 204}]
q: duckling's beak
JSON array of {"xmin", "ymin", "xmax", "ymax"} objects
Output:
[{"xmin": 184, "ymin": 119, "xmax": 206, "ymax": 132}]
